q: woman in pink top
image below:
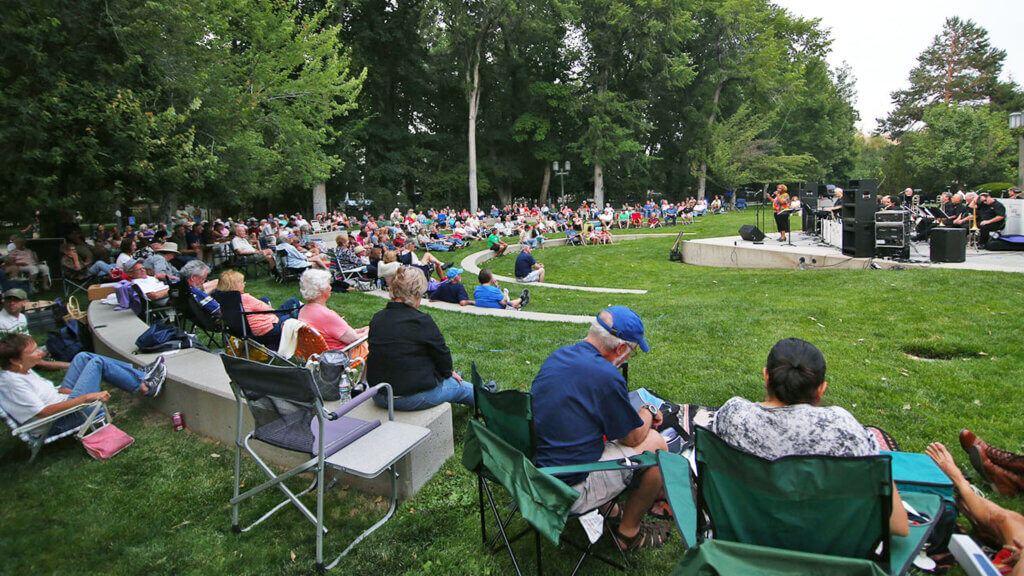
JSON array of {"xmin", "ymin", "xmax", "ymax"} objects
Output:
[
  {"xmin": 215, "ymin": 271, "xmax": 300, "ymax": 337},
  {"xmin": 297, "ymin": 269, "xmax": 369, "ymax": 360}
]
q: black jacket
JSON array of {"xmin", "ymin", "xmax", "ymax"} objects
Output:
[{"xmin": 367, "ymin": 301, "xmax": 453, "ymax": 396}]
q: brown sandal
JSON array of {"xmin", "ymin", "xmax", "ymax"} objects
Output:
[{"xmin": 613, "ymin": 521, "xmax": 670, "ymax": 550}]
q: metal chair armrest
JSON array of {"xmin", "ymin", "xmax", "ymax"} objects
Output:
[
  {"xmin": 339, "ymin": 336, "xmax": 368, "ymax": 355},
  {"xmin": 327, "ymin": 383, "xmax": 392, "ymax": 421},
  {"xmin": 12, "ymin": 400, "xmax": 104, "ymax": 436}
]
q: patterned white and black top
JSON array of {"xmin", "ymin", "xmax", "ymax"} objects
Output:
[{"xmin": 713, "ymin": 397, "xmax": 879, "ymax": 461}]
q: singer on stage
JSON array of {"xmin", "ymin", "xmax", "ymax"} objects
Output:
[{"xmin": 771, "ymin": 184, "xmax": 791, "ymax": 241}]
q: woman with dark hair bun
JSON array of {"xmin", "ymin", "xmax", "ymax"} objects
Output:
[{"xmin": 713, "ymin": 337, "xmax": 909, "ymax": 537}]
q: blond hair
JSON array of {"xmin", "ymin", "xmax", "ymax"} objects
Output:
[
  {"xmin": 389, "ymin": 267, "xmax": 427, "ymax": 303},
  {"xmin": 382, "ymin": 250, "xmax": 398, "ymax": 264},
  {"xmin": 217, "ymin": 269, "xmax": 245, "ymax": 292}
]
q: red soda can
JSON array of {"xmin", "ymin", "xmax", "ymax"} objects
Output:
[{"xmin": 172, "ymin": 412, "xmax": 185, "ymax": 431}]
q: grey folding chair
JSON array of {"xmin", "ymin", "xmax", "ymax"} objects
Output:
[
  {"xmin": 1, "ymin": 400, "xmax": 107, "ymax": 462},
  {"xmin": 220, "ymin": 354, "xmax": 430, "ymax": 571}
]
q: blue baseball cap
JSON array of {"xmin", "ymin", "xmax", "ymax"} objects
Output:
[
  {"xmin": 597, "ymin": 306, "xmax": 649, "ymax": 353},
  {"xmin": 447, "ymin": 267, "xmax": 464, "ymax": 278}
]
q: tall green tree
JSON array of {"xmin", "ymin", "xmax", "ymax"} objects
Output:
[
  {"xmin": 879, "ymin": 16, "xmax": 1006, "ymax": 136},
  {"xmin": 0, "ymin": 0, "xmax": 363, "ymax": 224},
  {"xmin": 903, "ymin": 104, "xmax": 1015, "ymax": 190},
  {"xmin": 575, "ymin": 0, "xmax": 693, "ymax": 207}
]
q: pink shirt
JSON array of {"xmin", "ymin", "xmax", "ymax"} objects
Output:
[
  {"xmin": 298, "ymin": 303, "xmax": 354, "ymax": 350},
  {"xmin": 240, "ymin": 293, "xmax": 277, "ymax": 336}
]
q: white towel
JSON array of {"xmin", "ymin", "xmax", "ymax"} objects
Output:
[{"xmin": 277, "ymin": 318, "xmax": 305, "ymax": 359}]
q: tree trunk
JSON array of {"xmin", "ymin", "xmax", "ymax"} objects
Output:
[
  {"xmin": 593, "ymin": 161, "xmax": 604, "ymax": 207},
  {"xmin": 312, "ymin": 182, "xmax": 327, "ymax": 216},
  {"xmin": 466, "ymin": 23, "xmax": 490, "ymax": 215},
  {"xmin": 539, "ymin": 162, "xmax": 551, "ymax": 206},
  {"xmin": 698, "ymin": 79, "xmax": 726, "ymax": 201}
]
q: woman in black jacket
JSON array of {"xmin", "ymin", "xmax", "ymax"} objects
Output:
[{"xmin": 366, "ymin": 266, "xmax": 473, "ymax": 411}]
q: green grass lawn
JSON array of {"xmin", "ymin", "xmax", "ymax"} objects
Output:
[{"xmin": 2, "ymin": 210, "xmax": 1021, "ymax": 575}]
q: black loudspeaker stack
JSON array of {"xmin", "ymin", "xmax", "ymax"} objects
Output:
[
  {"xmin": 739, "ymin": 224, "xmax": 765, "ymax": 242},
  {"xmin": 930, "ymin": 228, "xmax": 967, "ymax": 263},
  {"xmin": 799, "ymin": 182, "xmax": 818, "ymax": 232},
  {"xmin": 842, "ymin": 179, "xmax": 877, "ymax": 257}
]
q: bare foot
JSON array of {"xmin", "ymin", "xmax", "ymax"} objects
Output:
[{"xmin": 926, "ymin": 442, "xmax": 965, "ymax": 484}]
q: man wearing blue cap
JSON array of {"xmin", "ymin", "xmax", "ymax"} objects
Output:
[
  {"xmin": 530, "ymin": 306, "xmax": 669, "ymax": 550},
  {"xmin": 427, "ymin": 268, "xmax": 473, "ymax": 306}
]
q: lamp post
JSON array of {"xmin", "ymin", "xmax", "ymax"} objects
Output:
[
  {"xmin": 1011, "ymin": 111, "xmax": 1024, "ymax": 192},
  {"xmin": 553, "ymin": 160, "xmax": 570, "ymax": 203}
]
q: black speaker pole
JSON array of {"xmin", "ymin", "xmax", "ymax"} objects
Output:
[{"xmin": 754, "ymin": 183, "xmax": 767, "ymax": 244}]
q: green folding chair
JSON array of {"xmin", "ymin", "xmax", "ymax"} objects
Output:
[
  {"xmin": 466, "ymin": 362, "xmax": 656, "ymax": 576},
  {"xmin": 658, "ymin": 427, "xmax": 942, "ymax": 576}
]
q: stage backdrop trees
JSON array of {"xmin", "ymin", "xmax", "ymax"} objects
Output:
[
  {"xmin": 903, "ymin": 104, "xmax": 1015, "ymax": 191},
  {"xmin": 879, "ymin": 16, "xmax": 1007, "ymax": 137},
  {"xmin": 574, "ymin": 0, "xmax": 693, "ymax": 207}
]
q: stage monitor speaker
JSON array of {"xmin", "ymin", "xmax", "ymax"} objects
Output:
[
  {"xmin": 739, "ymin": 225, "xmax": 765, "ymax": 242},
  {"xmin": 930, "ymin": 227, "xmax": 967, "ymax": 263}
]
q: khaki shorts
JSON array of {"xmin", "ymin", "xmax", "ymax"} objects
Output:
[{"xmin": 569, "ymin": 442, "xmax": 636, "ymax": 514}]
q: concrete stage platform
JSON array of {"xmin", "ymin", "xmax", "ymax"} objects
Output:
[{"xmin": 680, "ymin": 232, "xmax": 1024, "ymax": 274}]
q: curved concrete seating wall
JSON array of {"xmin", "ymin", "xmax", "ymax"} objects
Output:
[{"xmin": 87, "ymin": 301, "xmax": 452, "ymax": 498}]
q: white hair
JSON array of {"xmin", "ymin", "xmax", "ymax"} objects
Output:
[
  {"xmin": 953, "ymin": 192, "xmax": 965, "ymax": 201},
  {"xmin": 587, "ymin": 311, "xmax": 628, "ymax": 353},
  {"xmin": 299, "ymin": 269, "xmax": 332, "ymax": 301},
  {"xmin": 180, "ymin": 259, "xmax": 210, "ymax": 280}
]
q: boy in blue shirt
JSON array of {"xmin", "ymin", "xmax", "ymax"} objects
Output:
[{"xmin": 473, "ymin": 269, "xmax": 528, "ymax": 310}]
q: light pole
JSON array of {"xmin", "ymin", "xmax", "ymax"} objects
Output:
[
  {"xmin": 553, "ymin": 160, "xmax": 570, "ymax": 203},
  {"xmin": 1011, "ymin": 111, "xmax": 1024, "ymax": 192}
]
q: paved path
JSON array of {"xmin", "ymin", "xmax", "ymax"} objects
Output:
[
  {"xmin": 362, "ymin": 289, "xmax": 593, "ymax": 324},
  {"xmin": 460, "ymin": 233, "xmax": 678, "ymax": 294}
]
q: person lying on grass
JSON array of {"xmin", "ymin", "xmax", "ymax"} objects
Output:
[
  {"xmin": 0, "ymin": 333, "xmax": 166, "ymax": 434},
  {"xmin": 713, "ymin": 337, "xmax": 910, "ymax": 537}
]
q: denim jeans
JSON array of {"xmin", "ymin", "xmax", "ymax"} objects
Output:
[
  {"xmin": 52, "ymin": 352, "xmax": 145, "ymax": 434},
  {"xmin": 372, "ymin": 376, "xmax": 474, "ymax": 411},
  {"xmin": 88, "ymin": 260, "xmax": 113, "ymax": 277}
]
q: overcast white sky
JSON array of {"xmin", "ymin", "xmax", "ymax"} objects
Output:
[{"xmin": 772, "ymin": 0, "xmax": 1023, "ymax": 134}]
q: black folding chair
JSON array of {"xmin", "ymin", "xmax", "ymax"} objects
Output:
[
  {"xmin": 221, "ymin": 354, "xmax": 430, "ymax": 570},
  {"xmin": 273, "ymin": 247, "xmax": 308, "ymax": 284},
  {"xmin": 211, "ymin": 289, "xmax": 299, "ymax": 364}
]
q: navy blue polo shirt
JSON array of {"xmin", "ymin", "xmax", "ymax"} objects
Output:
[
  {"xmin": 429, "ymin": 281, "xmax": 469, "ymax": 304},
  {"xmin": 514, "ymin": 251, "xmax": 535, "ymax": 279},
  {"xmin": 531, "ymin": 341, "xmax": 642, "ymax": 485}
]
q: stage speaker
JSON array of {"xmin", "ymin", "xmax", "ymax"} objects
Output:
[
  {"xmin": 739, "ymin": 225, "xmax": 765, "ymax": 242},
  {"xmin": 930, "ymin": 227, "xmax": 967, "ymax": 263}
]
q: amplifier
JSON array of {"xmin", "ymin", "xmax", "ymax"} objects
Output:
[
  {"xmin": 875, "ymin": 210, "xmax": 910, "ymax": 223},
  {"xmin": 875, "ymin": 222, "xmax": 911, "ymax": 248}
]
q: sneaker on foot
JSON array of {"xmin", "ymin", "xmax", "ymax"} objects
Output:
[
  {"xmin": 143, "ymin": 356, "xmax": 167, "ymax": 397},
  {"xmin": 142, "ymin": 356, "xmax": 164, "ymax": 381},
  {"xmin": 520, "ymin": 288, "xmax": 530, "ymax": 307}
]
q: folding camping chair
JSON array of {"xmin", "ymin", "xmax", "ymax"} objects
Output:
[
  {"xmin": 212, "ymin": 290, "xmax": 296, "ymax": 365},
  {"xmin": 60, "ymin": 271, "xmax": 92, "ymax": 299},
  {"xmin": 292, "ymin": 323, "xmax": 368, "ymax": 385},
  {"xmin": 221, "ymin": 354, "xmax": 430, "ymax": 571},
  {"xmin": 327, "ymin": 250, "xmax": 375, "ymax": 292},
  {"xmin": 658, "ymin": 427, "xmax": 942, "ymax": 576},
  {"xmin": 1, "ymin": 400, "xmax": 107, "ymax": 462},
  {"xmin": 466, "ymin": 362, "xmax": 656, "ymax": 576},
  {"xmin": 131, "ymin": 283, "xmax": 174, "ymax": 325},
  {"xmin": 172, "ymin": 285, "xmax": 224, "ymax": 349},
  {"xmin": 272, "ymin": 247, "xmax": 309, "ymax": 284}
]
